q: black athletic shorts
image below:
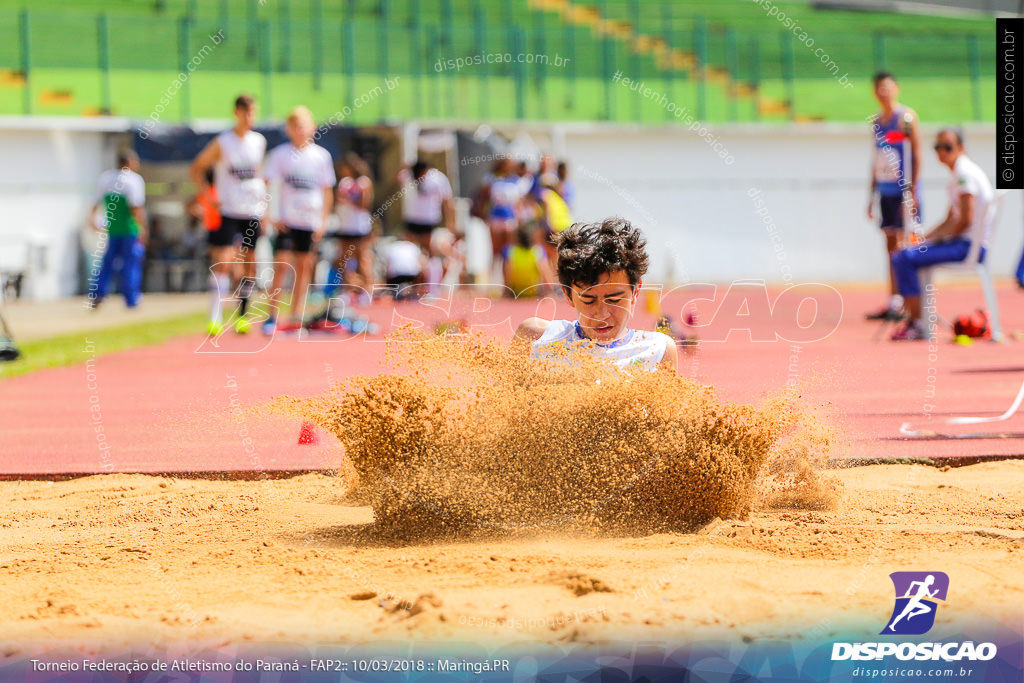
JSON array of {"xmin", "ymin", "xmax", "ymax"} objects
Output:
[
  {"xmin": 405, "ymin": 220, "xmax": 436, "ymax": 236},
  {"xmin": 387, "ymin": 274, "xmax": 418, "ymax": 288},
  {"xmin": 325, "ymin": 231, "xmax": 370, "ymax": 243},
  {"xmin": 879, "ymin": 194, "xmax": 905, "ymax": 231},
  {"xmin": 209, "ymin": 216, "xmax": 261, "ymax": 250},
  {"xmin": 273, "ymin": 227, "xmax": 316, "ymax": 254}
]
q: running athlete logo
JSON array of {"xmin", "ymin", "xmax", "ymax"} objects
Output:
[{"xmin": 882, "ymin": 572, "xmax": 949, "ymax": 635}]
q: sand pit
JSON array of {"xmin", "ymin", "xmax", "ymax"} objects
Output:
[
  {"xmin": 1, "ymin": 461, "xmax": 1022, "ymax": 649},
  {"xmin": 281, "ymin": 332, "xmax": 828, "ymax": 539}
]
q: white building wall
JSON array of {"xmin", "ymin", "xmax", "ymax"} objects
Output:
[
  {"xmin": 562, "ymin": 123, "xmax": 1020, "ymax": 284},
  {"xmin": 0, "ymin": 117, "xmax": 1017, "ymax": 300},
  {"xmin": 0, "ymin": 117, "xmax": 130, "ymax": 300}
]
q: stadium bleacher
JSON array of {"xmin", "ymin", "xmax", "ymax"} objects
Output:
[{"xmin": 0, "ymin": 0, "xmax": 995, "ymax": 122}]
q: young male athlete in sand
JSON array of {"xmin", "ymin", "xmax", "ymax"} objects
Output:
[{"xmin": 515, "ymin": 217, "xmax": 677, "ymax": 373}]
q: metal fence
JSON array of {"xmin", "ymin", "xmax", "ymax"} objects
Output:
[{"xmin": 0, "ymin": 8, "xmax": 995, "ymax": 122}]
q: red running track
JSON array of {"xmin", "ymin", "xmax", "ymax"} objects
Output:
[{"xmin": 3, "ymin": 284, "xmax": 1024, "ymax": 476}]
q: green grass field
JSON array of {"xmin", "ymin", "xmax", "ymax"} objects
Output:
[{"xmin": 0, "ymin": 311, "xmax": 208, "ymax": 381}]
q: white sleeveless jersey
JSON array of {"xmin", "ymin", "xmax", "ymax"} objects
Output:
[
  {"xmin": 530, "ymin": 319, "xmax": 671, "ymax": 372},
  {"xmin": 215, "ymin": 129, "xmax": 267, "ymax": 219},
  {"xmin": 264, "ymin": 142, "xmax": 336, "ymax": 230}
]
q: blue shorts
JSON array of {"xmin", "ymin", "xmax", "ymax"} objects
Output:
[
  {"xmin": 489, "ymin": 205, "xmax": 516, "ymax": 222},
  {"xmin": 892, "ymin": 238, "xmax": 983, "ymax": 298}
]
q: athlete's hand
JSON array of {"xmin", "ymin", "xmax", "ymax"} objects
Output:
[
  {"xmin": 866, "ymin": 200, "xmax": 874, "ymax": 220},
  {"xmin": 313, "ymin": 230, "xmax": 324, "ymax": 246}
]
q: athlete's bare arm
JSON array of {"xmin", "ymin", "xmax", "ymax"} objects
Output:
[
  {"xmin": 89, "ymin": 203, "xmax": 101, "ymax": 232},
  {"xmin": 926, "ymin": 199, "xmax": 970, "ymax": 243},
  {"xmin": 190, "ymin": 138, "xmax": 221, "ymax": 191},
  {"xmin": 358, "ymin": 176, "xmax": 374, "ymax": 211},
  {"xmin": 316, "ymin": 186, "xmax": 332, "ymax": 243},
  {"xmin": 951, "ymin": 193, "xmax": 974, "ymax": 238},
  {"xmin": 513, "ymin": 317, "xmax": 550, "ymax": 353},
  {"xmin": 925, "ymin": 206, "xmax": 956, "ymax": 242},
  {"xmin": 868, "ymin": 120, "xmax": 878, "ymax": 220},
  {"xmin": 442, "ymin": 197, "xmax": 456, "ymax": 233},
  {"xmin": 659, "ymin": 339, "xmax": 678, "ymax": 375},
  {"xmin": 905, "ymin": 108, "xmax": 921, "ymax": 196}
]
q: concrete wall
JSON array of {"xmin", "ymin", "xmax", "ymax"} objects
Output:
[
  {"xmin": 560, "ymin": 123, "xmax": 1020, "ymax": 284},
  {"xmin": 0, "ymin": 116, "xmax": 1017, "ymax": 299},
  {"xmin": 0, "ymin": 117, "xmax": 130, "ymax": 300}
]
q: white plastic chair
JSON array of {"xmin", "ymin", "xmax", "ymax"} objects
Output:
[{"xmin": 919, "ymin": 188, "xmax": 1007, "ymax": 343}]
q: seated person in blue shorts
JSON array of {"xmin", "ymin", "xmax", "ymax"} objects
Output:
[{"xmin": 890, "ymin": 129, "xmax": 993, "ymax": 341}]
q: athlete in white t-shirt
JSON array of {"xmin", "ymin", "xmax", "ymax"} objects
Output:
[
  {"xmin": 514, "ymin": 218, "xmax": 678, "ymax": 373},
  {"xmin": 262, "ymin": 106, "xmax": 336, "ymax": 333},
  {"xmin": 328, "ymin": 153, "xmax": 376, "ymax": 302},
  {"xmin": 397, "ymin": 160, "xmax": 455, "ymax": 292},
  {"xmin": 383, "ymin": 239, "xmax": 426, "ymax": 300},
  {"xmin": 890, "ymin": 129, "xmax": 994, "ymax": 341},
  {"xmin": 398, "ymin": 162, "xmax": 454, "ymax": 237},
  {"xmin": 190, "ymin": 94, "xmax": 267, "ymax": 336}
]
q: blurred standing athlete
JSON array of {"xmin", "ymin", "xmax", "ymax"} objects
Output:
[
  {"xmin": 191, "ymin": 94, "xmax": 267, "ymax": 335},
  {"xmin": 262, "ymin": 106, "xmax": 336, "ymax": 333},
  {"xmin": 866, "ymin": 71, "xmax": 921, "ymax": 322},
  {"xmin": 329, "ymin": 153, "xmax": 376, "ymax": 300},
  {"xmin": 88, "ymin": 150, "xmax": 148, "ymax": 309},
  {"xmin": 397, "ymin": 159, "xmax": 455, "ymax": 291}
]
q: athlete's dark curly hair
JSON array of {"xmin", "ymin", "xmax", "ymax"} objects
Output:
[{"xmin": 554, "ymin": 217, "xmax": 649, "ymax": 292}]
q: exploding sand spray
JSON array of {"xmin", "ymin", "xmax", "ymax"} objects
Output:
[{"xmin": 278, "ymin": 330, "xmax": 838, "ymax": 539}]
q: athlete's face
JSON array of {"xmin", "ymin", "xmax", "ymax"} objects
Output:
[
  {"xmin": 933, "ymin": 131, "xmax": 960, "ymax": 169},
  {"xmin": 873, "ymin": 78, "xmax": 897, "ymax": 106},
  {"xmin": 568, "ymin": 270, "xmax": 639, "ymax": 344},
  {"xmin": 287, "ymin": 116, "xmax": 315, "ymax": 147},
  {"xmin": 235, "ymin": 104, "xmax": 256, "ymax": 129}
]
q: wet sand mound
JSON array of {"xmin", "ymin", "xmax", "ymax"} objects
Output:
[{"xmin": 288, "ymin": 331, "xmax": 827, "ymax": 538}]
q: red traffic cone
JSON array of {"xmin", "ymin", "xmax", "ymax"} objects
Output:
[{"xmin": 297, "ymin": 421, "xmax": 321, "ymax": 445}]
